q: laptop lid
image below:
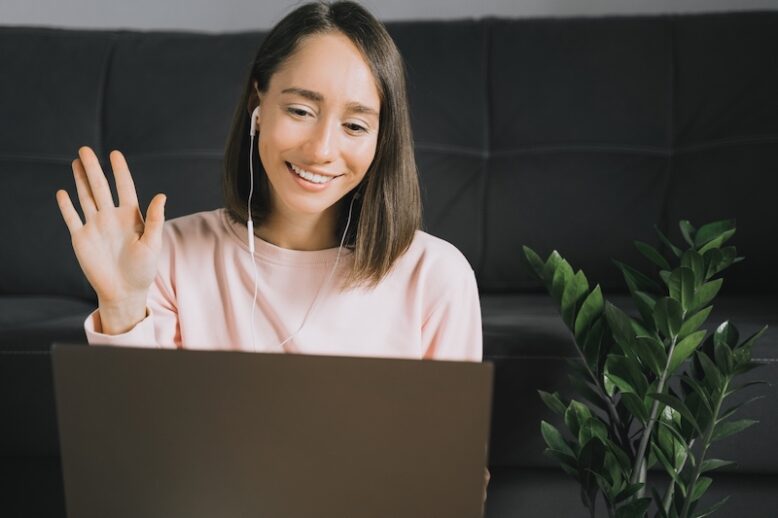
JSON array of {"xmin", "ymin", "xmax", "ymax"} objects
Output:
[{"xmin": 52, "ymin": 344, "xmax": 493, "ymax": 518}]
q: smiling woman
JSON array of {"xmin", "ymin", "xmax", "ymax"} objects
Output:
[{"xmin": 54, "ymin": 1, "xmax": 482, "ymax": 374}]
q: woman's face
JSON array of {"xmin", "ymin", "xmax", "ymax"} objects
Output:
[{"xmin": 253, "ymin": 31, "xmax": 381, "ymax": 220}]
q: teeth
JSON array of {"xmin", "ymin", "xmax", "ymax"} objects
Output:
[{"xmin": 289, "ymin": 163, "xmax": 333, "ymax": 184}]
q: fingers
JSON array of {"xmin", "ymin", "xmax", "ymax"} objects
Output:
[
  {"xmin": 55, "ymin": 189, "xmax": 84, "ymax": 233},
  {"xmin": 110, "ymin": 150, "xmax": 140, "ymax": 208},
  {"xmin": 72, "ymin": 158, "xmax": 97, "ymax": 218},
  {"xmin": 78, "ymin": 146, "xmax": 115, "ymax": 210},
  {"xmin": 140, "ymin": 193, "xmax": 166, "ymax": 250}
]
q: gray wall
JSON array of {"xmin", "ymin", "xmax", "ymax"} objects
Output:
[{"xmin": 2, "ymin": 0, "xmax": 777, "ymax": 31}]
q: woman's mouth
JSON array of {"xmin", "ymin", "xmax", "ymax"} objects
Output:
[{"xmin": 286, "ymin": 162, "xmax": 339, "ymax": 185}]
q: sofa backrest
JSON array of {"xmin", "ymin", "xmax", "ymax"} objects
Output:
[{"xmin": 1, "ymin": 12, "xmax": 776, "ymax": 300}]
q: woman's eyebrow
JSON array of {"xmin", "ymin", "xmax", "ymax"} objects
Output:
[
  {"xmin": 281, "ymin": 87, "xmax": 378, "ymax": 118},
  {"xmin": 282, "ymin": 87, "xmax": 323, "ymax": 102}
]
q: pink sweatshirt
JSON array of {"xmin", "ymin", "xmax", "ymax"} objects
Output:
[{"xmin": 85, "ymin": 209, "xmax": 482, "ymax": 362}]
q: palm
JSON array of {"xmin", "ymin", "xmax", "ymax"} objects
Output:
[{"xmin": 56, "ymin": 147, "xmax": 166, "ymax": 304}]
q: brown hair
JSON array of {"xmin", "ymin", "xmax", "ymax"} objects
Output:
[{"xmin": 222, "ymin": 1, "xmax": 421, "ymax": 288}]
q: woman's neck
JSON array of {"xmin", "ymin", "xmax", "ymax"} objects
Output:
[{"xmin": 255, "ymin": 206, "xmax": 339, "ymax": 251}]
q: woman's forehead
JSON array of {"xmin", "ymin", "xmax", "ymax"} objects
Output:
[{"xmin": 267, "ymin": 32, "xmax": 381, "ymax": 111}]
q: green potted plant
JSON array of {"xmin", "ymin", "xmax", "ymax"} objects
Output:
[{"xmin": 523, "ymin": 220, "xmax": 768, "ymax": 518}]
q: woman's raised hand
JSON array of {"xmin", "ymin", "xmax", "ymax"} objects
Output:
[{"xmin": 56, "ymin": 146, "xmax": 166, "ymax": 334}]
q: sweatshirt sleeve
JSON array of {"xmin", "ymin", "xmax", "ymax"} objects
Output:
[
  {"xmin": 84, "ymin": 273, "xmax": 181, "ymax": 348},
  {"xmin": 421, "ymin": 266, "xmax": 483, "ymax": 362}
]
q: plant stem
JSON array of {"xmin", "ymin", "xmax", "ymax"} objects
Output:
[
  {"xmin": 679, "ymin": 380, "xmax": 729, "ymax": 518},
  {"xmin": 630, "ymin": 336, "xmax": 679, "ymax": 485},
  {"xmin": 662, "ymin": 438, "xmax": 696, "ymax": 513}
]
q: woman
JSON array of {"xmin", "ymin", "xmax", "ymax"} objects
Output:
[
  {"xmin": 55, "ymin": 1, "xmax": 482, "ymax": 363},
  {"xmin": 55, "ymin": 2, "xmax": 488, "ymax": 496}
]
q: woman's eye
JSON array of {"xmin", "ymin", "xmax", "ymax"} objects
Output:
[
  {"xmin": 345, "ymin": 123, "xmax": 367, "ymax": 134},
  {"xmin": 287, "ymin": 107, "xmax": 310, "ymax": 117}
]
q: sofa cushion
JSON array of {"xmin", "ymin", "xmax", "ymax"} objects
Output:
[{"xmin": 0, "ymin": 296, "xmax": 93, "ymax": 350}]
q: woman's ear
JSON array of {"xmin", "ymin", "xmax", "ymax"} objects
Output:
[{"xmin": 247, "ymin": 81, "xmax": 262, "ymax": 116}]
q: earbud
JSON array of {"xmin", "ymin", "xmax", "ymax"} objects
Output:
[{"xmin": 249, "ymin": 106, "xmax": 261, "ymax": 137}]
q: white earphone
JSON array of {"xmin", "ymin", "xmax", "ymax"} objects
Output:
[
  {"xmin": 245, "ymin": 103, "xmax": 359, "ymax": 352},
  {"xmin": 247, "ymin": 106, "xmax": 261, "ymax": 253}
]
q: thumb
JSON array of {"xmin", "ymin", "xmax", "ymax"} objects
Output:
[{"xmin": 140, "ymin": 193, "xmax": 166, "ymax": 249}]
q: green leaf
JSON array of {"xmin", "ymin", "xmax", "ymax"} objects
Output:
[
  {"xmin": 635, "ymin": 240, "xmax": 672, "ymax": 270},
  {"xmin": 681, "ymin": 250, "xmax": 705, "ymax": 286},
  {"xmin": 654, "ymin": 297, "xmax": 684, "ymax": 339},
  {"xmin": 541, "ymin": 421, "xmax": 575, "ymax": 457},
  {"xmin": 620, "ymin": 392, "xmax": 649, "ymax": 423},
  {"xmin": 655, "ymin": 414, "xmax": 694, "ymax": 461},
  {"xmin": 635, "ymin": 336, "xmax": 667, "ymax": 377},
  {"xmin": 734, "ymin": 325, "xmax": 768, "ymax": 365},
  {"xmin": 567, "ymin": 373, "xmax": 610, "ymax": 415},
  {"xmin": 581, "ymin": 317, "xmax": 606, "ymax": 373},
  {"xmin": 679, "ymin": 220, "xmax": 696, "ymax": 246},
  {"xmin": 698, "ymin": 229, "xmax": 736, "ymax": 255},
  {"xmin": 579, "ymin": 417, "xmax": 609, "ymax": 447},
  {"xmin": 696, "ymin": 351, "xmax": 723, "ymax": 389},
  {"xmin": 700, "ymin": 458, "xmax": 736, "ymax": 473},
  {"xmin": 614, "ymin": 260, "xmax": 662, "ymax": 294},
  {"xmin": 680, "ymin": 267, "xmax": 696, "ymax": 313},
  {"xmin": 718, "ymin": 395, "xmax": 765, "ymax": 422},
  {"xmin": 713, "ymin": 321, "xmax": 739, "ymax": 349},
  {"xmin": 615, "ymin": 497, "xmax": 651, "ymax": 518},
  {"xmin": 690, "ymin": 476, "xmax": 712, "ymax": 502},
  {"xmin": 614, "ymin": 482, "xmax": 645, "ymax": 504},
  {"xmin": 659, "ymin": 269, "xmax": 672, "ymax": 287},
  {"xmin": 650, "ymin": 486, "xmax": 670, "ymax": 518},
  {"xmin": 712, "ymin": 419, "xmax": 758, "ymax": 442},
  {"xmin": 669, "ymin": 330, "xmax": 707, "ymax": 373},
  {"xmin": 703, "ymin": 246, "xmax": 737, "ymax": 279},
  {"xmin": 538, "ymin": 390, "xmax": 567, "ymax": 416},
  {"xmin": 691, "ymin": 496, "xmax": 730, "ymax": 518},
  {"xmin": 575, "ymin": 285, "xmax": 603, "ymax": 340},
  {"xmin": 523, "ymin": 246, "xmax": 545, "ymax": 279},
  {"xmin": 689, "ymin": 279, "xmax": 723, "ymax": 313},
  {"xmin": 561, "ymin": 270, "xmax": 589, "ymax": 328},
  {"xmin": 726, "ymin": 379, "xmax": 768, "ymax": 397},
  {"xmin": 607, "ymin": 354, "xmax": 648, "ymax": 397},
  {"xmin": 678, "ymin": 306, "xmax": 713, "ymax": 339},
  {"xmin": 648, "ymin": 392, "xmax": 703, "ymax": 436},
  {"xmin": 605, "ymin": 371, "xmax": 637, "ymax": 395},
  {"xmin": 632, "ymin": 290, "xmax": 657, "ymax": 331},
  {"xmin": 694, "ymin": 219, "xmax": 736, "ymax": 248},
  {"xmin": 550, "ymin": 258, "xmax": 574, "ymax": 305},
  {"xmin": 714, "ymin": 342, "xmax": 734, "ymax": 376},
  {"xmin": 565, "ymin": 400, "xmax": 592, "ymax": 439},
  {"xmin": 651, "ymin": 442, "xmax": 686, "ymax": 496},
  {"xmin": 680, "ymin": 374, "xmax": 714, "ymax": 416},
  {"xmin": 544, "ymin": 449, "xmax": 580, "ymax": 478},
  {"xmin": 605, "ymin": 302, "xmax": 637, "ymax": 350},
  {"xmin": 655, "ymin": 225, "xmax": 682, "ymax": 257},
  {"xmin": 578, "ymin": 436, "xmax": 606, "ymax": 473},
  {"xmin": 608, "ymin": 442, "xmax": 633, "ymax": 479},
  {"xmin": 542, "ymin": 251, "xmax": 565, "ymax": 293}
]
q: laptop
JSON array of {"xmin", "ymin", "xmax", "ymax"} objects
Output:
[{"xmin": 52, "ymin": 344, "xmax": 493, "ymax": 518}]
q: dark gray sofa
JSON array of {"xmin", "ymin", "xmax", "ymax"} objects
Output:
[{"xmin": 1, "ymin": 10, "xmax": 777, "ymax": 517}]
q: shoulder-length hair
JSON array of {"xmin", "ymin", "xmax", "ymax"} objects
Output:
[{"xmin": 223, "ymin": 1, "xmax": 421, "ymax": 289}]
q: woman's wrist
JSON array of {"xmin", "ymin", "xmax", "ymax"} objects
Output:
[{"xmin": 97, "ymin": 294, "xmax": 148, "ymax": 335}]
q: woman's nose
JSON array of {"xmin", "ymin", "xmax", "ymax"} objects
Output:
[{"xmin": 304, "ymin": 120, "xmax": 337, "ymax": 163}]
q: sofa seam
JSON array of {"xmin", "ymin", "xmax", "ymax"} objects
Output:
[
  {"xmin": 657, "ymin": 16, "xmax": 676, "ymax": 254},
  {"xmin": 477, "ymin": 18, "xmax": 492, "ymax": 283}
]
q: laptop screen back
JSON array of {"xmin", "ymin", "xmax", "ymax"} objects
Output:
[{"xmin": 52, "ymin": 345, "xmax": 493, "ymax": 518}]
